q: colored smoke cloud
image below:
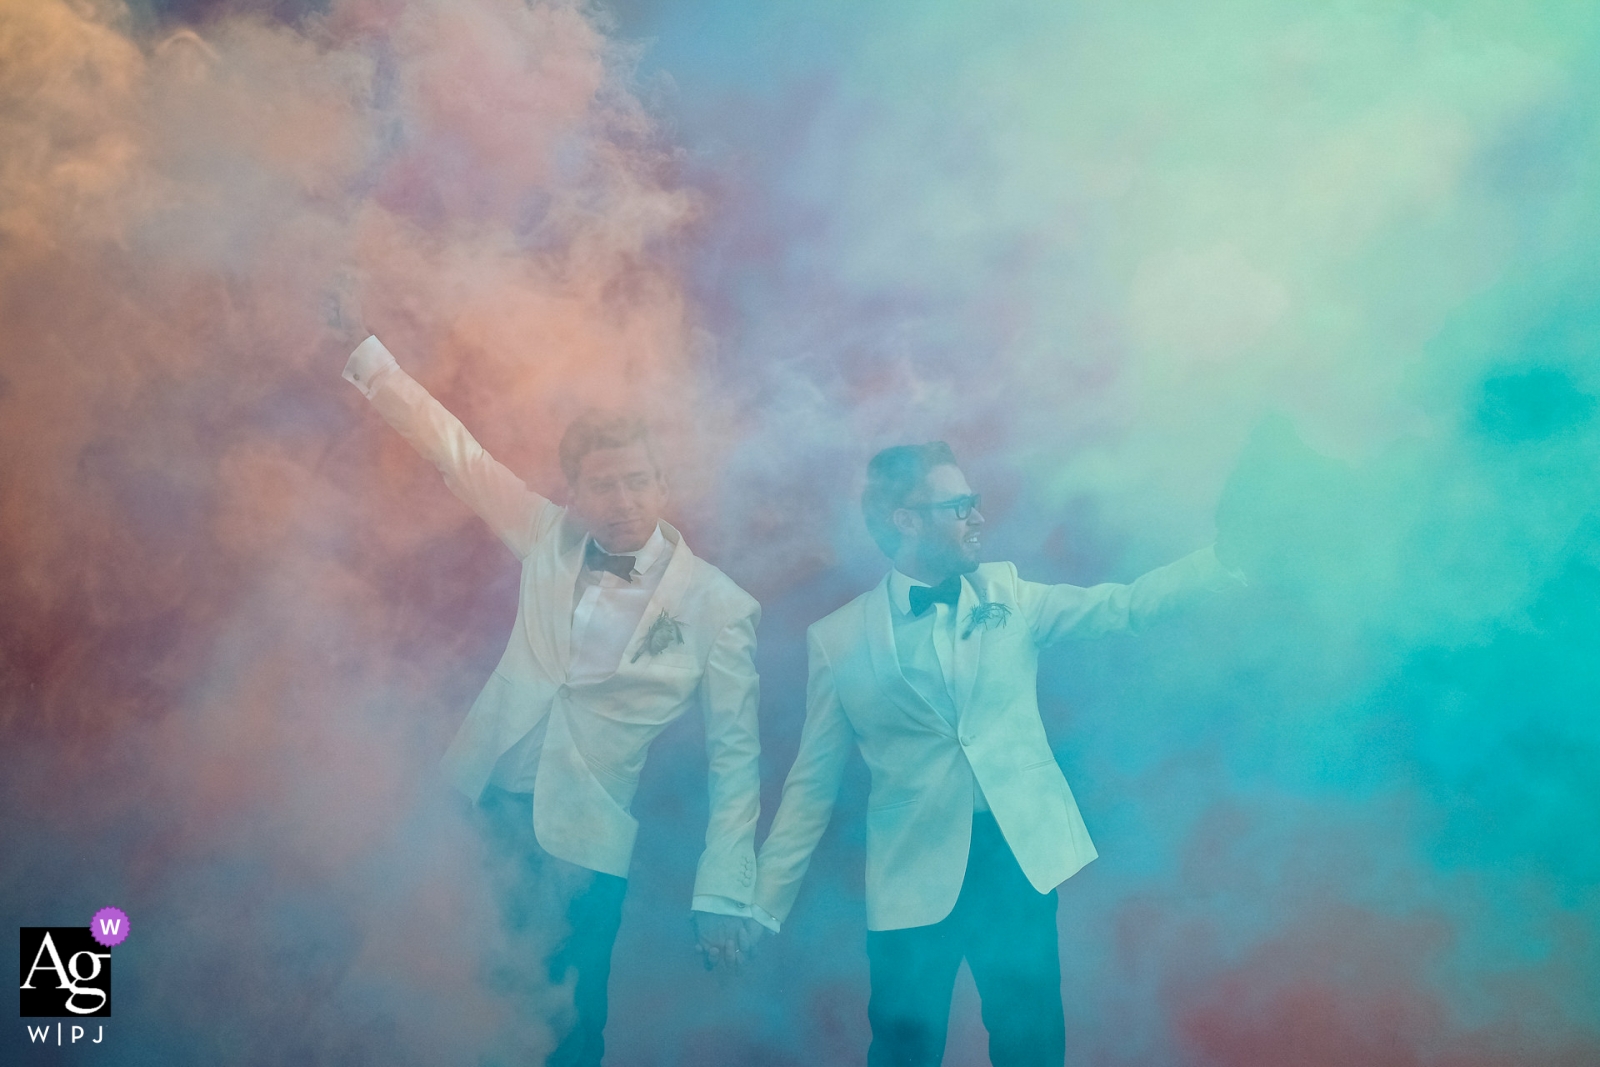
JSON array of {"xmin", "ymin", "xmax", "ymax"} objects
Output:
[
  {"xmin": 624, "ymin": 2, "xmax": 1600, "ymax": 1064},
  {"xmin": 4, "ymin": 0, "xmax": 1600, "ymax": 1064},
  {"xmin": 2, "ymin": 0, "xmax": 706, "ymax": 1062}
]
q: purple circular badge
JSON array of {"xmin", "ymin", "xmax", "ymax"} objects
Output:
[{"xmin": 90, "ymin": 906, "xmax": 130, "ymax": 948}]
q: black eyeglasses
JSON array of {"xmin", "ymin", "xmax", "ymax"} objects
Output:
[{"xmin": 906, "ymin": 493, "xmax": 981, "ymax": 521}]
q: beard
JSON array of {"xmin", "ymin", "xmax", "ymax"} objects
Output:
[{"xmin": 915, "ymin": 534, "xmax": 980, "ymax": 579}]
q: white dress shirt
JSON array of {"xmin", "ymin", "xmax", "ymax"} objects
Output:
[
  {"xmin": 888, "ymin": 569, "xmax": 990, "ymax": 812},
  {"xmin": 569, "ymin": 525, "xmax": 672, "ymax": 684}
]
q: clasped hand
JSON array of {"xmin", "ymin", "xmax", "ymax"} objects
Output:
[{"xmin": 691, "ymin": 910, "xmax": 767, "ymax": 976}]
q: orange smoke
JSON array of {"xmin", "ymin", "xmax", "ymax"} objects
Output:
[
  {"xmin": 1, "ymin": 0, "xmax": 699, "ymax": 744},
  {"xmin": 1, "ymin": 1, "xmax": 704, "ymax": 1057}
]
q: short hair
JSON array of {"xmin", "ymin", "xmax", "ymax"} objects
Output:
[
  {"xmin": 862, "ymin": 442, "xmax": 958, "ymax": 556},
  {"xmin": 558, "ymin": 410, "xmax": 657, "ymax": 484}
]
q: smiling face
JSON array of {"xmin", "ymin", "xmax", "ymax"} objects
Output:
[
  {"xmin": 566, "ymin": 443, "xmax": 667, "ymax": 554},
  {"xmin": 893, "ymin": 463, "xmax": 985, "ymax": 583}
]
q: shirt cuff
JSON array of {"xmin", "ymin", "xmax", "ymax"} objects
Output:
[
  {"xmin": 341, "ymin": 335, "xmax": 399, "ymax": 399},
  {"xmin": 691, "ymin": 895, "xmax": 781, "ymax": 934}
]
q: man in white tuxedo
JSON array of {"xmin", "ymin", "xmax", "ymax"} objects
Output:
[
  {"xmin": 753, "ymin": 442, "xmax": 1240, "ymax": 1067},
  {"xmin": 341, "ymin": 335, "xmax": 770, "ymax": 1066}
]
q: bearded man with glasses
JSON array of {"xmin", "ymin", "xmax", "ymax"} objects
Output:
[{"xmin": 753, "ymin": 441, "xmax": 1242, "ymax": 1067}]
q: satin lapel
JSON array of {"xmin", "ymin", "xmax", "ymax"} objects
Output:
[
  {"xmin": 558, "ymin": 513, "xmax": 593, "ymax": 675},
  {"xmin": 524, "ymin": 509, "xmax": 585, "ymax": 679},
  {"xmin": 952, "ymin": 574, "xmax": 984, "ymax": 719},
  {"xmin": 863, "ymin": 574, "xmax": 958, "ymax": 737},
  {"xmin": 617, "ymin": 521, "xmax": 697, "ymax": 668}
]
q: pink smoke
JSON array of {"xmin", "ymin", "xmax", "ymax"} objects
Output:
[{"xmin": 1, "ymin": 0, "xmax": 708, "ymax": 1059}]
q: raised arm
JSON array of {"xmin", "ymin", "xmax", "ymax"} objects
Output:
[
  {"xmin": 342, "ymin": 336, "xmax": 556, "ymax": 559},
  {"xmin": 1017, "ymin": 545, "xmax": 1243, "ymax": 647},
  {"xmin": 752, "ymin": 628, "xmax": 856, "ymax": 928}
]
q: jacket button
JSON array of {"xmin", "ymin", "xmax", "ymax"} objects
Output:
[{"xmin": 959, "ymin": 735, "xmax": 972, "ymax": 747}]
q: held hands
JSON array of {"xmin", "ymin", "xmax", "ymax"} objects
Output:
[{"xmin": 691, "ymin": 910, "xmax": 768, "ymax": 976}]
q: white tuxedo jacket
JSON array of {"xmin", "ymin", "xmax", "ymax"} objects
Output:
[
  {"xmin": 754, "ymin": 549, "xmax": 1233, "ymax": 931},
  {"xmin": 345, "ymin": 338, "xmax": 762, "ymax": 902}
]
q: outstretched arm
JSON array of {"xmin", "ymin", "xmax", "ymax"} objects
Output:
[
  {"xmin": 1018, "ymin": 545, "xmax": 1243, "ymax": 647},
  {"xmin": 342, "ymin": 336, "xmax": 556, "ymax": 559},
  {"xmin": 752, "ymin": 628, "xmax": 855, "ymax": 928}
]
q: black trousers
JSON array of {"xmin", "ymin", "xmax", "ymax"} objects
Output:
[
  {"xmin": 866, "ymin": 814, "xmax": 1067, "ymax": 1067},
  {"xmin": 478, "ymin": 786, "xmax": 628, "ymax": 1067}
]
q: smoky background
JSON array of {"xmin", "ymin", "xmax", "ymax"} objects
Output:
[{"xmin": 3, "ymin": 1, "xmax": 1599, "ymax": 1065}]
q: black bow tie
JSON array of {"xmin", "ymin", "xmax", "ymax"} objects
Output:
[
  {"xmin": 585, "ymin": 539, "xmax": 638, "ymax": 582},
  {"xmin": 908, "ymin": 576, "xmax": 962, "ymax": 617}
]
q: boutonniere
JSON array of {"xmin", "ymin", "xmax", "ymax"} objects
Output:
[
  {"xmin": 962, "ymin": 601, "xmax": 1011, "ymax": 640},
  {"xmin": 632, "ymin": 609, "xmax": 686, "ymax": 662}
]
